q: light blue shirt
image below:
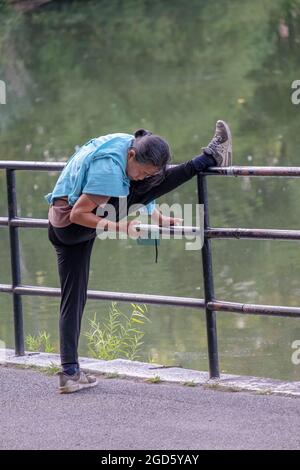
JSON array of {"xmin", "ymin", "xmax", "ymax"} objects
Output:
[{"xmin": 44, "ymin": 133, "xmax": 156, "ymax": 214}]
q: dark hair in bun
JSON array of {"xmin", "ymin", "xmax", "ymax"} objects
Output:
[{"xmin": 134, "ymin": 128, "xmax": 153, "ymax": 138}]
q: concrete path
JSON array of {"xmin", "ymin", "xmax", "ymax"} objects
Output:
[{"xmin": 1, "ymin": 365, "xmax": 300, "ymax": 450}]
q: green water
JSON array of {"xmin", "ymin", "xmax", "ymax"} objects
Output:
[{"xmin": 1, "ymin": 0, "xmax": 300, "ymax": 380}]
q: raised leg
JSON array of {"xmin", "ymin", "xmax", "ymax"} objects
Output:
[{"xmin": 127, "ymin": 153, "xmax": 215, "ymax": 210}]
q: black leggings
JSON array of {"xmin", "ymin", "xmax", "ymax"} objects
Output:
[{"xmin": 47, "ymin": 156, "xmax": 213, "ymax": 367}]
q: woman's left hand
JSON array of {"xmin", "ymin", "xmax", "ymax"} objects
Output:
[{"xmin": 160, "ymin": 215, "xmax": 183, "ymax": 227}]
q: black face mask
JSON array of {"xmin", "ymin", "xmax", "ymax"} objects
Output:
[{"xmin": 130, "ymin": 169, "xmax": 166, "ymax": 194}]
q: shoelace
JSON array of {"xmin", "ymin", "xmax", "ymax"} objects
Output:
[{"xmin": 207, "ymin": 135, "xmax": 223, "ymax": 154}]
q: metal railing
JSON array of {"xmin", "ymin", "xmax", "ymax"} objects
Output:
[{"xmin": 1, "ymin": 160, "xmax": 300, "ymax": 379}]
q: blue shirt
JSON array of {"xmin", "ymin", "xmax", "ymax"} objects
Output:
[{"xmin": 44, "ymin": 133, "xmax": 156, "ymax": 214}]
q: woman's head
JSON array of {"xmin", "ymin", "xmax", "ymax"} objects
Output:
[{"xmin": 126, "ymin": 129, "xmax": 172, "ymax": 186}]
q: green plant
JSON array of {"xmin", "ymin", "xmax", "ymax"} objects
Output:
[
  {"xmin": 104, "ymin": 372, "xmax": 120, "ymax": 379},
  {"xmin": 147, "ymin": 351, "xmax": 159, "ymax": 364},
  {"xmin": 41, "ymin": 362, "xmax": 60, "ymax": 376},
  {"xmin": 25, "ymin": 334, "xmax": 40, "ymax": 352},
  {"xmin": 25, "ymin": 331, "xmax": 55, "ymax": 353},
  {"xmin": 183, "ymin": 381, "xmax": 197, "ymax": 387},
  {"xmin": 203, "ymin": 383, "xmax": 241, "ymax": 393},
  {"xmin": 9, "ymin": 362, "xmax": 60, "ymax": 376},
  {"xmin": 145, "ymin": 375, "xmax": 161, "ymax": 383},
  {"xmin": 84, "ymin": 302, "xmax": 151, "ymax": 361}
]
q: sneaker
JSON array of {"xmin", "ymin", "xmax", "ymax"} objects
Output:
[
  {"xmin": 57, "ymin": 370, "xmax": 99, "ymax": 394},
  {"xmin": 202, "ymin": 120, "xmax": 232, "ymax": 167}
]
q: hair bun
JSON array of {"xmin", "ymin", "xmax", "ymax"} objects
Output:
[{"xmin": 134, "ymin": 128, "xmax": 153, "ymax": 138}]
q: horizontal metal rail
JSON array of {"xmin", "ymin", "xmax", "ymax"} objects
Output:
[
  {"xmin": 0, "ymin": 284, "xmax": 205, "ymax": 308},
  {"xmin": 208, "ymin": 300, "xmax": 300, "ymax": 318},
  {"xmin": 2, "ymin": 218, "xmax": 300, "ymax": 241},
  {"xmin": 0, "ymin": 161, "xmax": 65, "ymax": 171},
  {"xmin": 2, "ymin": 160, "xmax": 300, "ymax": 177},
  {"xmin": 136, "ymin": 224, "xmax": 300, "ymax": 241},
  {"xmin": 206, "ymin": 228, "xmax": 300, "ymax": 241},
  {"xmin": 205, "ymin": 166, "xmax": 300, "ymax": 177},
  {"xmin": 0, "ymin": 217, "xmax": 49, "ymax": 228},
  {"xmin": 1, "ymin": 283, "xmax": 299, "ymax": 318}
]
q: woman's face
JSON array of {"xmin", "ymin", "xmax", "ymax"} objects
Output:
[{"xmin": 126, "ymin": 149, "xmax": 160, "ymax": 181}]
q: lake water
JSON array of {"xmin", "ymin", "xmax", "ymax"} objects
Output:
[{"xmin": 1, "ymin": 0, "xmax": 300, "ymax": 380}]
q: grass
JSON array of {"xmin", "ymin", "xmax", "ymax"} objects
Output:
[
  {"xmin": 145, "ymin": 375, "xmax": 161, "ymax": 383},
  {"xmin": 25, "ymin": 331, "xmax": 55, "ymax": 353},
  {"xmin": 25, "ymin": 302, "xmax": 151, "ymax": 363},
  {"xmin": 182, "ymin": 380, "xmax": 198, "ymax": 387},
  {"xmin": 85, "ymin": 302, "xmax": 151, "ymax": 361},
  {"xmin": 2, "ymin": 362, "xmax": 60, "ymax": 376},
  {"xmin": 203, "ymin": 382, "xmax": 242, "ymax": 393},
  {"xmin": 41, "ymin": 362, "xmax": 60, "ymax": 376},
  {"xmin": 104, "ymin": 372, "xmax": 120, "ymax": 379},
  {"xmin": 203, "ymin": 381, "xmax": 278, "ymax": 396}
]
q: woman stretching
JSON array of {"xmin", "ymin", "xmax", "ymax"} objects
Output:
[{"xmin": 45, "ymin": 120, "xmax": 232, "ymax": 394}]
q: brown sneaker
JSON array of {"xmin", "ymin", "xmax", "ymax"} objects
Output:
[
  {"xmin": 57, "ymin": 370, "xmax": 99, "ymax": 394},
  {"xmin": 202, "ymin": 120, "xmax": 233, "ymax": 167}
]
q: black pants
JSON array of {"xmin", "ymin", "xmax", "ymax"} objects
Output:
[{"xmin": 47, "ymin": 156, "xmax": 213, "ymax": 367}]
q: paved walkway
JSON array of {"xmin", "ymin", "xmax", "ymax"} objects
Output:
[{"xmin": 1, "ymin": 365, "xmax": 300, "ymax": 450}]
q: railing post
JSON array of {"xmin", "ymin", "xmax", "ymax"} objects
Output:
[
  {"xmin": 6, "ymin": 169, "xmax": 24, "ymax": 356},
  {"xmin": 197, "ymin": 174, "xmax": 220, "ymax": 378}
]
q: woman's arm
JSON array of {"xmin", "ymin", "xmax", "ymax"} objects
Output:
[
  {"xmin": 70, "ymin": 194, "xmax": 110, "ymax": 229},
  {"xmin": 69, "ymin": 194, "xmax": 142, "ymax": 237}
]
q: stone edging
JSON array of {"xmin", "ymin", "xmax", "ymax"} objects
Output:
[{"xmin": 1, "ymin": 349, "xmax": 300, "ymax": 397}]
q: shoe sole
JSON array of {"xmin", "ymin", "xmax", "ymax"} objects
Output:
[
  {"xmin": 59, "ymin": 379, "xmax": 99, "ymax": 394},
  {"xmin": 217, "ymin": 119, "xmax": 232, "ymax": 166}
]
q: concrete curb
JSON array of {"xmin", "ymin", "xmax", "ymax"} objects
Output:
[{"xmin": 1, "ymin": 348, "xmax": 300, "ymax": 397}]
